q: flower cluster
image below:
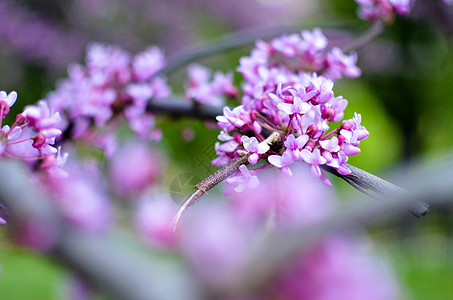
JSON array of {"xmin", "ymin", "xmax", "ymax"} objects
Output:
[
  {"xmin": 135, "ymin": 167, "xmax": 400, "ymax": 299},
  {"xmin": 212, "ymin": 28, "xmax": 368, "ymax": 188},
  {"xmin": 214, "ymin": 72, "xmax": 369, "ymax": 187},
  {"xmin": 355, "ymin": 0, "xmax": 411, "ymax": 23},
  {"xmin": 238, "ymin": 28, "xmax": 361, "ymax": 99},
  {"xmin": 45, "ymin": 43, "xmax": 170, "ymax": 156},
  {"xmin": 0, "ymin": 91, "xmax": 67, "ymax": 183},
  {"xmin": 185, "ymin": 64, "xmax": 238, "ymax": 107}
]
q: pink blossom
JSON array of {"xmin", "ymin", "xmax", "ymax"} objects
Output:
[
  {"xmin": 326, "ymin": 48, "xmax": 362, "ymax": 79},
  {"xmin": 110, "ymin": 142, "xmax": 162, "ymax": 196},
  {"xmin": 179, "ymin": 205, "xmax": 253, "ymax": 289},
  {"xmin": 23, "ymin": 101, "xmax": 61, "ymax": 131},
  {"xmin": 0, "ymin": 91, "xmax": 17, "ymax": 117},
  {"xmin": 277, "ymin": 95, "xmax": 311, "ymax": 115},
  {"xmin": 356, "ymin": 0, "xmax": 411, "ymax": 22},
  {"xmin": 216, "ymin": 106, "xmax": 247, "ymax": 131},
  {"xmin": 268, "ymin": 151, "xmax": 294, "ymax": 177},
  {"xmin": 230, "ymin": 165, "xmax": 332, "ymax": 227},
  {"xmin": 132, "ymin": 47, "xmax": 166, "ymax": 81},
  {"xmin": 269, "ymin": 236, "xmax": 401, "ymax": 300},
  {"xmin": 186, "ymin": 64, "xmax": 237, "ymax": 107},
  {"xmin": 40, "ymin": 147, "xmax": 69, "ymax": 179},
  {"xmin": 241, "ymin": 136, "xmax": 269, "ymax": 164},
  {"xmin": 284, "ymin": 134, "xmax": 309, "ymax": 160},
  {"xmin": 214, "ymin": 71, "xmax": 368, "ymax": 187},
  {"xmin": 225, "ymin": 164, "xmax": 260, "ymax": 193},
  {"xmin": 300, "ymin": 148, "xmax": 327, "ymax": 180},
  {"xmin": 135, "ymin": 195, "xmax": 179, "ymax": 251},
  {"xmin": 47, "ymin": 160, "xmax": 112, "ymax": 232}
]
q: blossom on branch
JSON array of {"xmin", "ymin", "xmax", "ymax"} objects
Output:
[
  {"xmin": 214, "ymin": 73, "xmax": 369, "ymax": 187},
  {"xmin": 355, "ymin": 0, "xmax": 411, "ymax": 23},
  {"xmin": 45, "ymin": 43, "xmax": 171, "ymax": 155},
  {"xmin": 186, "ymin": 64, "xmax": 237, "ymax": 107}
]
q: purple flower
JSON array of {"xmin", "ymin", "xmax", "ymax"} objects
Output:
[
  {"xmin": 23, "ymin": 101, "xmax": 62, "ymax": 131},
  {"xmin": 268, "ymin": 151, "xmax": 294, "ymax": 177},
  {"xmin": 132, "ymin": 47, "xmax": 166, "ymax": 81},
  {"xmin": 326, "ymin": 47, "xmax": 361, "ymax": 79},
  {"xmin": 179, "ymin": 204, "xmax": 253, "ymax": 289},
  {"xmin": 356, "ymin": 0, "xmax": 410, "ymax": 22},
  {"xmin": 284, "ymin": 134, "xmax": 309, "ymax": 160},
  {"xmin": 270, "ymin": 236, "xmax": 401, "ymax": 300},
  {"xmin": 231, "ymin": 165, "xmax": 333, "ymax": 227},
  {"xmin": 186, "ymin": 64, "xmax": 236, "ymax": 107},
  {"xmin": 320, "ymin": 136, "xmax": 340, "ymax": 153},
  {"xmin": 300, "ymin": 148, "xmax": 327, "ymax": 179},
  {"xmin": 135, "ymin": 195, "xmax": 179, "ymax": 251},
  {"xmin": 40, "ymin": 146, "xmax": 69, "ymax": 179},
  {"xmin": 216, "ymin": 106, "xmax": 247, "ymax": 131},
  {"xmin": 225, "ymin": 164, "xmax": 260, "ymax": 193},
  {"xmin": 47, "ymin": 160, "xmax": 112, "ymax": 232},
  {"xmin": 241, "ymin": 136, "xmax": 269, "ymax": 164},
  {"xmin": 110, "ymin": 141, "xmax": 162, "ymax": 196},
  {"xmin": 0, "ymin": 91, "xmax": 17, "ymax": 117},
  {"xmin": 277, "ymin": 95, "xmax": 311, "ymax": 116}
]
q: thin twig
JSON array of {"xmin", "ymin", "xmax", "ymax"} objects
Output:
[
  {"xmin": 342, "ymin": 21, "xmax": 385, "ymax": 53},
  {"xmin": 146, "ymin": 97, "xmax": 223, "ymax": 120},
  {"xmin": 156, "ymin": 22, "xmax": 358, "ymax": 78},
  {"xmin": 170, "ymin": 153, "xmax": 250, "ymax": 231}
]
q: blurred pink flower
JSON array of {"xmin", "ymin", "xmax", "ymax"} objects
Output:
[
  {"xmin": 231, "ymin": 165, "xmax": 332, "ymax": 227},
  {"xmin": 179, "ymin": 204, "xmax": 254, "ymax": 289},
  {"xmin": 110, "ymin": 142, "xmax": 162, "ymax": 196},
  {"xmin": 135, "ymin": 195, "xmax": 179, "ymax": 251},
  {"xmin": 47, "ymin": 160, "xmax": 112, "ymax": 233},
  {"xmin": 269, "ymin": 236, "xmax": 400, "ymax": 300}
]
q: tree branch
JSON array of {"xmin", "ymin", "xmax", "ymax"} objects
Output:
[
  {"xmin": 321, "ymin": 164, "xmax": 429, "ymax": 217},
  {"xmin": 215, "ymin": 155, "xmax": 453, "ymax": 297},
  {"xmin": 156, "ymin": 22, "xmax": 358, "ymax": 78}
]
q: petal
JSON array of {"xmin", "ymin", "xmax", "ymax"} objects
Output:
[
  {"xmin": 281, "ymin": 151, "xmax": 294, "ymax": 167},
  {"xmin": 6, "ymin": 91, "xmax": 18, "ymax": 107},
  {"xmin": 299, "ymin": 149, "xmax": 312, "ymax": 164},
  {"xmin": 248, "ymin": 153, "xmax": 259, "ymax": 165},
  {"xmin": 320, "ymin": 171, "xmax": 332, "ymax": 187},
  {"xmin": 277, "ymin": 102, "xmax": 293, "ymax": 114},
  {"xmin": 311, "ymin": 164, "xmax": 322, "ymax": 178},
  {"xmin": 218, "ymin": 140, "xmax": 239, "ymax": 153},
  {"xmin": 268, "ymin": 155, "xmax": 283, "ymax": 168},
  {"xmin": 238, "ymin": 164, "xmax": 251, "ymax": 177},
  {"xmin": 342, "ymin": 143, "xmax": 361, "ymax": 156},
  {"xmin": 295, "ymin": 134, "xmax": 309, "ymax": 148},
  {"xmin": 256, "ymin": 142, "xmax": 270, "ymax": 154},
  {"xmin": 281, "ymin": 166, "xmax": 293, "ymax": 177},
  {"xmin": 247, "ymin": 176, "xmax": 260, "ymax": 190}
]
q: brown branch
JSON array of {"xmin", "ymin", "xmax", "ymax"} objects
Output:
[
  {"xmin": 215, "ymin": 155, "xmax": 453, "ymax": 297},
  {"xmin": 321, "ymin": 164, "xmax": 429, "ymax": 217}
]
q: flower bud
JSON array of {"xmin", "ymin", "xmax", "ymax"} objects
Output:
[
  {"xmin": 341, "ymin": 122, "xmax": 353, "ymax": 131},
  {"xmin": 322, "ymin": 107, "xmax": 336, "ymax": 121},
  {"xmin": 32, "ymin": 133, "xmax": 46, "ymax": 149},
  {"xmin": 14, "ymin": 114, "xmax": 27, "ymax": 126},
  {"xmin": 306, "ymin": 124, "xmax": 318, "ymax": 138}
]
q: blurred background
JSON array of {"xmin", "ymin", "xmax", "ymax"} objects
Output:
[{"xmin": 0, "ymin": 0, "xmax": 453, "ymax": 299}]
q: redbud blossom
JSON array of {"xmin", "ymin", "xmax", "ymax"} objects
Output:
[{"xmin": 356, "ymin": 0, "xmax": 411, "ymax": 23}]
